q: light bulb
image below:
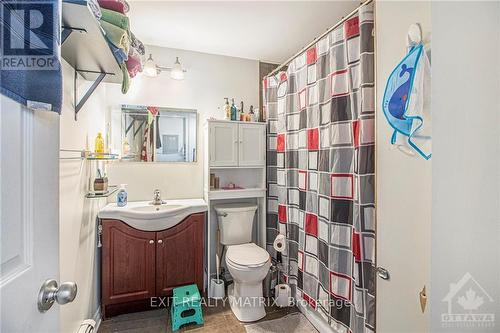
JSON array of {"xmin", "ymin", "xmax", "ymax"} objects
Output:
[
  {"xmin": 170, "ymin": 57, "xmax": 184, "ymax": 80},
  {"xmin": 143, "ymin": 54, "xmax": 158, "ymax": 77}
]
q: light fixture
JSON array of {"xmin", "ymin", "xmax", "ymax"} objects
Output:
[{"xmin": 143, "ymin": 54, "xmax": 186, "ymax": 80}]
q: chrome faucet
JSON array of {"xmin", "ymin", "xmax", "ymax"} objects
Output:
[{"xmin": 151, "ymin": 189, "xmax": 166, "ymax": 205}]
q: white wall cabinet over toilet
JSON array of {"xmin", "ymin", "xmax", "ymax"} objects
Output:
[{"xmin": 209, "ymin": 121, "xmax": 265, "ymax": 167}]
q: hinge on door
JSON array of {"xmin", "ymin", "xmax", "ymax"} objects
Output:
[{"xmin": 97, "ymin": 220, "xmax": 103, "ymax": 248}]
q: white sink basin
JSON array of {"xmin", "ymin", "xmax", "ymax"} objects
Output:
[{"xmin": 98, "ymin": 199, "xmax": 207, "ymax": 231}]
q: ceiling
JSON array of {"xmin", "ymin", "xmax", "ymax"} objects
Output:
[{"xmin": 128, "ymin": 1, "xmax": 360, "ymax": 63}]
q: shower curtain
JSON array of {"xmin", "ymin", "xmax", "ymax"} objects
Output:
[{"xmin": 265, "ymin": 3, "xmax": 375, "ymax": 332}]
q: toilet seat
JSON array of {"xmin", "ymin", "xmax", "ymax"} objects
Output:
[{"xmin": 226, "ymin": 243, "xmax": 270, "ymax": 268}]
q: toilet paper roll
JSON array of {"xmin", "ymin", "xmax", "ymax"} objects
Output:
[
  {"xmin": 274, "ymin": 284, "xmax": 291, "ymax": 307},
  {"xmin": 273, "ymin": 234, "xmax": 287, "ymax": 253}
]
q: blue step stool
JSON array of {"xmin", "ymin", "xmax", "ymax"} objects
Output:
[{"xmin": 170, "ymin": 284, "xmax": 204, "ymax": 331}]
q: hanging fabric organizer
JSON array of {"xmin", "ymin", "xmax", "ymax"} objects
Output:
[
  {"xmin": 382, "ymin": 23, "xmax": 432, "ymax": 160},
  {"xmin": 264, "ymin": 2, "xmax": 376, "ymax": 332}
]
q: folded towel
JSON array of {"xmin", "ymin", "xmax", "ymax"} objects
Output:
[
  {"xmin": 126, "ymin": 54, "xmax": 142, "ymax": 78},
  {"xmin": 65, "ymin": 0, "xmax": 102, "ymax": 19},
  {"xmin": 101, "ymin": 8, "xmax": 129, "ymax": 32},
  {"xmin": 130, "ymin": 32, "xmax": 145, "ymax": 56},
  {"xmin": 100, "ymin": 20, "xmax": 129, "ymax": 55},
  {"xmin": 97, "ymin": 0, "xmax": 129, "ymax": 14},
  {"xmin": 108, "ymin": 41, "xmax": 128, "ymax": 63},
  {"xmin": 87, "ymin": 0, "xmax": 102, "ymax": 19},
  {"xmin": 121, "ymin": 63, "xmax": 130, "ymax": 94}
]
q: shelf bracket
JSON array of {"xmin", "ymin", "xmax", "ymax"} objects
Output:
[
  {"xmin": 61, "ymin": 26, "xmax": 87, "ymax": 45},
  {"xmin": 74, "ymin": 70, "xmax": 107, "ymax": 121}
]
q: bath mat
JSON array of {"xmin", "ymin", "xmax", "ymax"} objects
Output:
[{"xmin": 244, "ymin": 313, "xmax": 318, "ymax": 333}]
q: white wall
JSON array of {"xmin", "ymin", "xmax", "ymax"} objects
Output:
[
  {"xmin": 59, "ymin": 60, "xmax": 107, "ymax": 333},
  {"xmin": 430, "ymin": 2, "xmax": 500, "ymax": 331},
  {"xmin": 375, "ymin": 2, "xmax": 432, "ymax": 332},
  {"xmin": 105, "ymin": 45, "xmax": 260, "ymax": 201}
]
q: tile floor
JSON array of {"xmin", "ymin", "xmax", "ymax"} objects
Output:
[{"xmin": 98, "ymin": 298, "xmax": 298, "ymax": 333}]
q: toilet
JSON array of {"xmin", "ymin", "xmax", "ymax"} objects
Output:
[{"xmin": 214, "ymin": 203, "xmax": 271, "ymax": 322}]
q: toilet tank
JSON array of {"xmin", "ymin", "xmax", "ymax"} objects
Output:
[{"xmin": 214, "ymin": 203, "xmax": 258, "ymax": 245}]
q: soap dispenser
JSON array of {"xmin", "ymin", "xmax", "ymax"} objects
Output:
[{"xmin": 116, "ymin": 184, "xmax": 128, "ymax": 207}]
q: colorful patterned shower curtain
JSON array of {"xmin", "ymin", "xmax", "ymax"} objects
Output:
[{"xmin": 264, "ymin": 3, "xmax": 375, "ymax": 332}]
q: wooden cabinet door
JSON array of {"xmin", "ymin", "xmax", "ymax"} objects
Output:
[
  {"xmin": 101, "ymin": 220, "xmax": 156, "ymax": 305},
  {"xmin": 209, "ymin": 121, "xmax": 238, "ymax": 166},
  {"xmin": 156, "ymin": 213, "xmax": 205, "ymax": 296},
  {"xmin": 238, "ymin": 123, "xmax": 265, "ymax": 166}
]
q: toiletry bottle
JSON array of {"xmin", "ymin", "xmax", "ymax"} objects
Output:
[
  {"xmin": 223, "ymin": 98, "xmax": 231, "ymax": 120},
  {"xmin": 123, "ymin": 137, "xmax": 130, "ymax": 156},
  {"xmin": 116, "ymin": 184, "xmax": 128, "ymax": 207},
  {"xmin": 95, "ymin": 132, "xmax": 104, "ymax": 157},
  {"xmin": 230, "ymin": 99, "xmax": 237, "ymax": 121},
  {"xmin": 239, "ymin": 101, "xmax": 245, "ymax": 121},
  {"xmin": 249, "ymin": 105, "xmax": 255, "ymax": 122}
]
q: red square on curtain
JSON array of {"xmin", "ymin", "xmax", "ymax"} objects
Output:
[
  {"xmin": 352, "ymin": 231, "xmax": 361, "ymax": 262},
  {"xmin": 263, "ymin": 77, "xmax": 268, "ymax": 90},
  {"xmin": 306, "ymin": 47, "xmax": 317, "ymax": 65},
  {"xmin": 280, "ymin": 72, "xmax": 288, "ymax": 82},
  {"xmin": 277, "ymin": 134, "xmax": 285, "ymax": 152},
  {"xmin": 344, "ymin": 16, "xmax": 360, "ymax": 39},
  {"xmin": 307, "ymin": 128, "xmax": 319, "ymax": 150},
  {"xmin": 305, "ymin": 213, "xmax": 318, "ymax": 237},
  {"xmin": 278, "ymin": 204, "xmax": 287, "ymax": 223},
  {"xmin": 303, "ymin": 292, "xmax": 317, "ymax": 309},
  {"xmin": 352, "ymin": 120, "xmax": 360, "ymax": 148},
  {"xmin": 298, "ymin": 251, "xmax": 304, "ymax": 271}
]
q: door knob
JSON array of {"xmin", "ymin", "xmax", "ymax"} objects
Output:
[
  {"xmin": 376, "ymin": 267, "xmax": 390, "ymax": 280},
  {"xmin": 149, "ymin": 239, "xmax": 154, "ymax": 244},
  {"xmin": 158, "ymin": 239, "xmax": 163, "ymax": 244},
  {"xmin": 38, "ymin": 279, "xmax": 77, "ymax": 312}
]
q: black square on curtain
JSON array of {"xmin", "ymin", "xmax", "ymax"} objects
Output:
[{"xmin": 331, "ymin": 199, "xmax": 353, "ymax": 224}]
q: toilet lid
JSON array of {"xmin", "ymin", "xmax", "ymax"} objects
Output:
[{"xmin": 226, "ymin": 243, "xmax": 269, "ymax": 267}]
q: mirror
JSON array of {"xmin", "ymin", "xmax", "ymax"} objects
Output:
[{"xmin": 120, "ymin": 105, "xmax": 197, "ymax": 162}]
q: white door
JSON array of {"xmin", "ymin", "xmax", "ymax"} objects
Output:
[
  {"xmin": 238, "ymin": 123, "xmax": 265, "ymax": 166},
  {"xmin": 209, "ymin": 121, "xmax": 238, "ymax": 167},
  {"xmin": 375, "ymin": 1, "xmax": 431, "ymax": 332},
  {"xmin": 0, "ymin": 95, "xmax": 65, "ymax": 332}
]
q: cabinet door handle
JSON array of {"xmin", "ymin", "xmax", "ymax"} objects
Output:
[
  {"xmin": 158, "ymin": 239, "xmax": 163, "ymax": 244},
  {"xmin": 149, "ymin": 240, "xmax": 154, "ymax": 244}
]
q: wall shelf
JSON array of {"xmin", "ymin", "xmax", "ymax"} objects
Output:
[
  {"xmin": 59, "ymin": 149, "xmax": 119, "ymax": 161},
  {"xmin": 208, "ymin": 188, "xmax": 266, "ymax": 200},
  {"xmin": 85, "ymin": 186, "xmax": 119, "ymax": 199},
  {"xmin": 61, "ymin": 0, "xmax": 123, "ymax": 120}
]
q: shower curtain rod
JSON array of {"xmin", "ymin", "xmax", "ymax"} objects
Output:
[{"xmin": 266, "ymin": 0, "xmax": 373, "ymax": 78}]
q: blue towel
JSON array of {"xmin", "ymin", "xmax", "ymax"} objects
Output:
[
  {"xmin": 64, "ymin": 0, "xmax": 102, "ymax": 20},
  {"xmin": 107, "ymin": 41, "xmax": 128, "ymax": 64},
  {"xmin": 0, "ymin": 0, "xmax": 62, "ymax": 113}
]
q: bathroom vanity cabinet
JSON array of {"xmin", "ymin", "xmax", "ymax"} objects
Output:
[{"xmin": 100, "ymin": 213, "xmax": 205, "ymax": 318}]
